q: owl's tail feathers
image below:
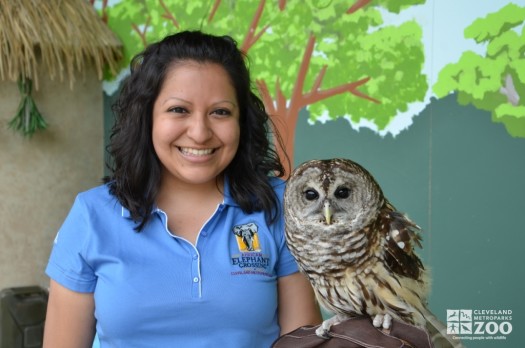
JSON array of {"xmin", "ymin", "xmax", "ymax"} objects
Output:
[{"xmin": 422, "ymin": 308, "xmax": 466, "ymax": 348}]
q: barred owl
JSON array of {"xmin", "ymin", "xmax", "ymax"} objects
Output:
[{"xmin": 284, "ymin": 158, "xmax": 461, "ymax": 347}]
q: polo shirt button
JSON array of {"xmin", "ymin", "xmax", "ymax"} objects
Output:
[
  {"xmin": 201, "ymin": 231, "xmax": 208, "ymax": 237},
  {"xmin": 193, "ymin": 277, "xmax": 199, "ymax": 283},
  {"xmin": 192, "ymin": 254, "xmax": 198, "ymax": 260}
]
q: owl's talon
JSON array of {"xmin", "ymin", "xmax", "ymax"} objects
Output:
[
  {"xmin": 372, "ymin": 314, "xmax": 383, "ymax": 327},
  {"xmin": 382, "ymin": 313, "xmax": 392, "ymax": 329},
  {"xmin": 315, "ymin": 319, "xmax": 333, "ymax": 338},
  {"xmin": 372, "ymin": 313, "xmax": 393, "ymax": 329},
  {"xmin": 315, "ymin": 314, "xmax": 346, "ymax": 338},
  {"xmin": 315, "ymin": 326, "xmax": 331, "ymax": 339}
]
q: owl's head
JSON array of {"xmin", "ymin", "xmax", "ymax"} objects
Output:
[{"xmin": 284, "ymin": 158, "xmax": 385, "ymax": 232}]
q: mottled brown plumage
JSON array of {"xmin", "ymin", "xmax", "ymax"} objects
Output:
[{"xmin": 284, "ymin": 159, "xmax": 461, "ymax": 347}]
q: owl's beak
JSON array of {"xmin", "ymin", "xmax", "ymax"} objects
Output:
[{"xmin": 323, "ymin": 201, "xmax": 333, "ymax": 225}]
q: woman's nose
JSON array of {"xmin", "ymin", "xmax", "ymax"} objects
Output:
[{"xmin": 187, "ymin": 113, "xmax": 212, "ymax": 143}]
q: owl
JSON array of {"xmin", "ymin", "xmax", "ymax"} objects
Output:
[{"xmin": 284, "ymin": 158, "xmax": 461, "ymax": 347}]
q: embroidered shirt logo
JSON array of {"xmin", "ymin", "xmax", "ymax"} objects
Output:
[
  {"xmin": 233, "ymin": 222, "xmax": 261, "ymax": 252},
  {"xmin": 231, "ymin": 222, "xmax": 272, "ymax": 277}
]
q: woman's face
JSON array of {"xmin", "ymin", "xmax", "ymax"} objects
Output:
[{"xmin": 152, "ymin": 61, "xmax": 240, "ymax": 187}]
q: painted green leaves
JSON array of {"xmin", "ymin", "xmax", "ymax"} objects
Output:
[{"xmin": 433, "ymin": 3, "xmax": 525, "ymax": 137}]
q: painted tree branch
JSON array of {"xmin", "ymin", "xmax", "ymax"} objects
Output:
[
  {"xmin": 255, "ymin": 78, "xmax": 287, "ymax": 116},
  {"xmin": 159, "ymin": 0, "xmax": 180, "ymax": 28},
  {"xmin": 275, "ymin": 78, "xmax": 288, "ymax": 114},
  {"xmin": 256, "ymin": 79, "xmax": 277, "ymax": 115},
  {"xmin": 499, "ymin": 73, "xmax": 520, "ymax": 106},
  {"xmin": 208, "ymin": 0, "xmax": 222, "ymax": 22},
  {"xmin": 255, "ymin": 31, "xmax": 380, "ymax": 176},
  {"xmin": 131, "ymin": 16, "xmax": 151, "ymax": 48},
  {"xmin": 312, "ymin": 65, "xmax": 327, "ymax": 92},
  {"xmin": 288, "ymin": 33, "xmax": 379, "ymax": 120},
  {"xmin": 304, "ymin": 76, "xmax": 380, "ymax": 105},
  {"xmin": 347, "ymin": 0, "xmax": 372, "ymax": 14},
  {"xmin": 90, "ymin": 0, "xmax": 109, "ymax": 23},
  {"xmin": 240, "ymin": 0, "xmax": 270, "ymax": 52},
  {"xmin": 288, "ymin": 33, "xmax": 317, "ymax": 118}
]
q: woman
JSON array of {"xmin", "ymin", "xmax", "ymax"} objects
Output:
[{"xmin": 43, "ymin": 30, "xmax": 321, "ymax": 347}]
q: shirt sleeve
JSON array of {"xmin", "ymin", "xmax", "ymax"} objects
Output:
[
  {"xmin": 275, "ymin": 229, "xmax": 300, "ymax": 278},
  {"xmin": 272, "ymin": 178, "xmax": 300, "ymax": 278},
  {"xmin": 45, "ymin": 194, "xmax": 97, "ymax": 293}
]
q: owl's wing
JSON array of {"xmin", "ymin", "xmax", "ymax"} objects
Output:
[{"xmin": 380, "ymin": 201, "xmax": 424, "ymax": 281}]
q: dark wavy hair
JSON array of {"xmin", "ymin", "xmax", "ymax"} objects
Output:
[{"xmin": 105, "ymin": 30, "xmax": 287, "ymax": 231}]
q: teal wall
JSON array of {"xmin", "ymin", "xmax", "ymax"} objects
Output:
[{"xmin": 295, "ymin": 94, "xmax": 525, "ymax": 347}]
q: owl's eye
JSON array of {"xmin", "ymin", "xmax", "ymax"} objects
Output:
[
  {"xmin": 303, "ymin": 189, "xmax": 319, "ymax": 201},
  {"xmin": 334, "ymin": 186, "xmax": 350, "ymax": 199}
]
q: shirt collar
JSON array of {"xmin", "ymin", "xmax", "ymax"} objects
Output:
[
  {"xmin": 121, "ymin": 206, "xmax": 131, "ymax": 218},
  {"xmin": 222, "ymin": 175, "xmax": 239, "ymax": 207}
]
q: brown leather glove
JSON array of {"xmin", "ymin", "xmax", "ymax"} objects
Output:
[{"xmin": 272, "ymin": 316, "xmax": 434, "ymax": 348}]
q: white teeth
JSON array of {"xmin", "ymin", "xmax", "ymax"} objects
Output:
[{"xmin": 179, "ymin": 147, "xmax": 214, "ymax": 156}]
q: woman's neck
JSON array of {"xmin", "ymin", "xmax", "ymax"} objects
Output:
[
  {"xmin": 156, "ymin": 174, "xmax": 224, "ymax": 211},
  {"xmin": 155, "ymin": 174, "xmax": 225, "ymax": 244}
]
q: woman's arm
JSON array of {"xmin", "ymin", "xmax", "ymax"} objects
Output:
[
  {"xmin": 43, "ymin": 280, "xmax": 96, "ymax": 348},
  {"xmin": 277, "ymin": 272, "xmax": 322, "ymax": 335}
]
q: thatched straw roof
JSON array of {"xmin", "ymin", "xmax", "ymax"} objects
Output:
[{"xmin": 0, "ymin": 0, "xmax": 122, "ymax": 89}]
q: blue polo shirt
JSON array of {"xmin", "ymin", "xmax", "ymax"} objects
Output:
[{"xmin": 45, "ymin": 177, "xmax": 298, "ymax": 347}]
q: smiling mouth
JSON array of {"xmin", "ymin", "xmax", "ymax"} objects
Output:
[{"xmin": 178, "ymin": 147, "xmax": 216, "ymax": 156}]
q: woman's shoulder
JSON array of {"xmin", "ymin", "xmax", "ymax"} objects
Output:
[
  {"xmin": 74, "ymin": 183, "xmax": 120, "ymax": 213},
  {"xmin": 268, "ymin": 176, "xmax": 286, "ymax": 201},
  {"xmin": 77, "ymin": 183, "xmax": 113, "ymax": 200},
  {"xmin": 63, "ymin": 183, "xmax": 133, "ymax": 237},
  {"xmin": 269, "ymin": 176, "xmax": 286, "ymax": 192}
]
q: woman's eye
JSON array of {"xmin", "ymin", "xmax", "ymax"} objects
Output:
[
  {"xmin": 303, "ymin": 189, "xmax": 319, "ymax": 201},
  {"xmin": 213, "ymin": 108, "xmax": 231, "ymax": 117},
  {"xmin": 334, "ymin": 187, "xmax": 350, "ymax": 199},
  {"xmin": 168, "ymin": 106, "xmax": 187, "ymax": 114}
]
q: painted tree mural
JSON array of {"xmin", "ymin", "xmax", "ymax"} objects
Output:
[
  {"xmin": 433, "ymin": 3, "xmax": 525, "ymax": 138},
  {"xmin": 96, "ymin": 0, "xmax": 427, "ymax": 174}
]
